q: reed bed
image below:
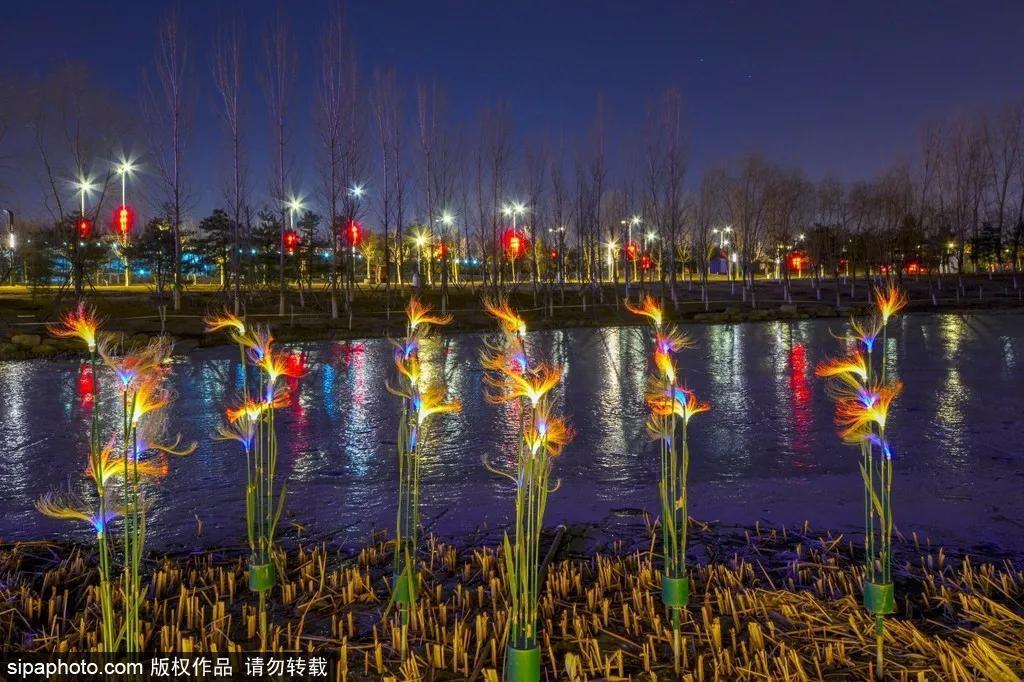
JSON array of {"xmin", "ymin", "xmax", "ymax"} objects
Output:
[{"xmin": 2, "ymin": 517, "xmax": 1022, "ymax": 681}]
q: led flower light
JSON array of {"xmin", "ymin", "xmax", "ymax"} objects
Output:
[
  {"xmin": 389, "ymin": 298, "xmax": 461, "ymax": 659},
  {"xmin": 629, "ymin": 293, "xmax": 707, "ymax": 675},
  {"xmin": 848, "ymin": 316, "xmax": 882, "ymax": 352},
  {"xmin": 523, "ymin": 406, "xmax": 572, "ymax": 458},
  {"xmin": 815, "ymin": 351, "xmax": 869, "ymax": 390},
  {"xmin": 48, "ymin": 302, "xmax": 100, "ymax": 351},
  {"xmin": 256, "ymin": 347, "xmax": 306, "ymax": 384},
  {"xmin": 413, "ymin": 385, "xmax": 461, "ymax": 425},
  {"xmin": 406, "ymin": 298, "xmax": 453, "ymax": 331},
  {"xmin": 481, "ymin": 298, "xmax": 571, "ymax": 680},
  {"xmin": 816, "ymin": 282, "xmax": 908, "ymax": 679},
  {"xmin": 875, "ymin": 285, "xmax": 908, "ymax": 324},
  {"xmin": 129, "ymin": 376, "xmax": 170, "ymax": 425},
  {"xmin": 99, "ymin": 336, "xmax": 168, "ymax": 391},
  {"xmin": 484, "ymin": 362, "xmax": 562, "ymax": 407},
  {"xmin": 624, "ymin": 294, "xmax": 664, "ymax": 329},
  {"xmin": 37, "ymin": 491, "xmax": 121, "ymax": 536},
  {"xmin": 483, "ymin": 297, "xmax": 527, "ymax": 336},
  {"xmin": 834, "ymin": 381, "xmax": 902, "ymax": 443},
  {"xmin": 204, "ymin": 309, "xmax": 247, "ymax": 336}
]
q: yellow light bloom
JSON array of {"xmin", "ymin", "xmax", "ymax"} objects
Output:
[
  {"xmin": 99, "ymin": 336, "xmax": 170, "ymax": 391},
  {"xmin": 835, "ymin": 381, "xmax": 902, "ymax": 443},
  {"xmin": 625, "ymin": 295, "xmax": 663, "ymax": 329},
  {"xmin": 524, "ymin": 406, "xmax": 573, "ymax": 457},
  {"xmin": 239, "ymin": 325, "xmax": 275, "ymax": 362},
  {"xmin": 256, "ymin": 348, "xmax": 305, "ymax": 383},
  {"xmin": 647, "ymin": 385, "xmax": 710, "ymax": 424},
  {"xmin": 655, "ymin": 326, "xmax": 693, "ymax": 355},
  {"xmin": 130, "ymin": 376, "xmax": 169, "ymax": 425},
  {"xmin": 204, "ymin": 310, "xmax": 246, "ymax": 336},
  {"xmin": 48, "ymin": 302, "xmax": 100, "ymax": 351},
  {"xmin": 86, "ymin": 441, "xmax": 121, "ymax": 488},
  {"xmin": 395, "ymin": 354, "xmax": 422, "ymax": 385},
  {"xmin": 485, "ymin": 363, "xmax": 562, "ymax": 406},
  {"xmin": 483, "ymin": 297, "xmax": 527, "ymax": 336},
  {"xmin": 36, "ymin": 491, "xmax": 121, "ymax": 535},
  {"xmin": 875, "ymin": 285, "xmax": 908, "ymax": 324},
  {"xmin": 654, "ymin": 349, "xmax": 676, "ymax": 382},
  {"xmin": 416, "ymin": 385, "xmax": 461, "ymax": 424},
  {"xmin": 406, "ymin": 297, "xmax": 452, "ymax": 331},
  {"xmin": 815, "ymin": 351, "xmax": 869, "ymax": 390}
]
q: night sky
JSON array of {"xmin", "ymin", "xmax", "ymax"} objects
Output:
[{"xmin": 2, "ymin": 0, "xmax": 1023, "ymax": 218}]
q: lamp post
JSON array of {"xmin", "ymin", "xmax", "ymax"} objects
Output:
[
  {"xmin": 621, "ymin": 215, "xmax": 641, "ymax": 283},
  {"xmin": 606, "ymin": 240, "xmax": 618, "ymax": 282},
  {"xmin": 502, "ymin": 202, "xmax": 527, "ymax": 284},
  {"xmin": 286, "ymin": 196, "xmax": 303, "ymax": 308},
  {"xmin": 439, "ymin": 211, "xmax": 454, "ymax": 284},
  {"xmin": 414, "ymin": 230, "xmax": 428, "ymax": 285},
  {"xmin": 2, "ymin": 209, "xmax": 13, "ymax": 285},
  {"xmin": 117, "ymin": 160, "xmax": 137, "ymax": 287}
]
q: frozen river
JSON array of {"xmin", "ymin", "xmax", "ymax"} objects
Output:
[{"xmin": 2, "ymin": 312, "xmax": 1022, "ymax": 555}]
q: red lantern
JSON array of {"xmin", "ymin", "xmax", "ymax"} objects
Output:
[
  {"xmin": 284, "ymin": 229, "xmax": 300, "ymax": 254},
  {"xmin": 343, "ymin": 219, "xmax": 362, "ymax": 246},
  {"xmin": 77, "ymin": 218, "xmax": 93, "ymax": 239},
  {"xmin": 112, "ymin": 205, "xmax": 134, "ymax": 236},
  {"xmin": 625, "ymin": 242, "xmax": 640, "ymax": 261},
  {"xmin": 786, "ymin": 250, "xmax": 807, "ymax": 273},
  {"xmin": 640, "ymin": 253, "xmax": 653, "ymax": 271},
  {"xmin": 433, "ymin": 242, "xmax": 448, "ymax": 259},
  {"xmin": 502, "ymin": 229, "xmax": 529, "ymax": 260},
  {"xmin": 549, "ymin": 249, "xmax": 559, "ymax": 261}
]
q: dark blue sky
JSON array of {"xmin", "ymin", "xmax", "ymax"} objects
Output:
[{"xmin": 2, "ymin": 0, "xmax": 1023, "ymax": 218}]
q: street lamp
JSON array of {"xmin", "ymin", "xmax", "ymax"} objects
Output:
[
  {"xmin": 606, "ymin": 239, "xmax": 618, "ymax": 281},
  {"xmin": 75, "ymin": 177, "xmax": 97, "ymax": 218},
  {"xmin": 2, "ymin": 209, "xmax": 13, "ymax": 285},
  {"xmin": 116, "ymin": 159, "xmax": 137, "ymax": 286},
  {"xmin": 502, "ymin": 202, "xmax": 527, "ymax": 283}
]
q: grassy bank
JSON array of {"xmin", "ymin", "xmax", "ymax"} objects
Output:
[
  {"xmin": 1, "ymin": 274, "xmax": 1022, "ymax": 360},
  {"xmin": 2, "ymin": 517, "xmax": 1022, "ymax": 680}
]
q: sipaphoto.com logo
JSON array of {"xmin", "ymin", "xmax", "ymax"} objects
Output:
[{"xmin": 5, "ymin": 657, "xmax": 144, "ymax": 678}]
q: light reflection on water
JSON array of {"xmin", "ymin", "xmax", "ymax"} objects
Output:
[{"xmin": 1, "ymin": 313, "xmax": 1022, "ymax": 551}]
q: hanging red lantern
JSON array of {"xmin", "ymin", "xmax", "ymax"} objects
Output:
[
  {"xmin": 284, "ymin": 229, "xmax": 300, "ymax": 254},
  {"xmin": 625, "ymin": 242, "xmax": 640, "ymax": 261},
  {"xmin": 502, "ymin": 229, "xmax": 529, "ymax": 260},
  {"xmin": 549, "ymin": 249, "xmax": 559, "ymax": 261},
  {"xmin": 786, "ymin": 249, "xmax": 807, "ymax": 273},
  {"xmin": 640, "ymin": 253, "xmax": 653, "ymax": 271},
  {"xmin": 112, "ymin": 205, "xmax": 134, "ymax": 236},
  {"xmin": 77, "ymin": 218, "xmax": 93, "ymax": 239},
  {"xmin": 433, "ymin": 242, "xmax": 448, "ymax": 259},
  {"xmin": 343, "ymin": 219, "xmax": 362, "ymax": 246}
]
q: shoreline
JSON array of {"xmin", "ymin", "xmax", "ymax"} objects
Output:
[{"xmin": 2, "ymin": 289, "xmax": 1022, "ymax": 360}]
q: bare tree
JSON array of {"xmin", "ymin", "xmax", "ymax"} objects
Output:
[
  {"xmin": 371, "ymin": 68, "xmax": 403, "ymax": 312},
  {"xmin": 262, "ymin": 12, "xmax": 296, "ymax": 315},
  {"xmin": 212, "ymin": 18, "xmax": 247, "ymax": 313},
  {"xmin": 317, "ymin": 2, "xmax": 347, "ymax": 319},
  {"xmin": 28, "ymin": 66, "xmax": 122, "ymax": 296},
  {"xmin": 645, "ymin": 89, "xmax": 687, "ymax": 306},
  {"xmin": 144, "ymin": 13, "xmax": 192, "ymax": 310}
]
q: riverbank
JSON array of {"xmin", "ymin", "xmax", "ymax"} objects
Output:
[
  {"xmin": 2, "ymin": 275, "xmax": 1023, "ymax": 360},
  {"xmin": 2, "ymin": 515, "xmax": 1021, "ymax": 679}
]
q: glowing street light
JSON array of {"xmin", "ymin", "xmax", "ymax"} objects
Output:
[
  {"xmin": 502, "ymin": 202, "xmax": 527, "ymax": 283},
  {"xmin": 286, "ymin": 196, "xmax": 304, "ymax": 242},
  {"xmin": 75, "ymin": 177, "xmax": 97, "ymax": 217},
  {"xmin": 116, "ymin": 159, "xmax": 138, "ymax": 286},
  {"xmin": 350, "ymin": 183, "xmax": 365, "ymax": 199},
  {"xmin": 606, "ymin": 239, "xmax": 618, "ymax": 281}
]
